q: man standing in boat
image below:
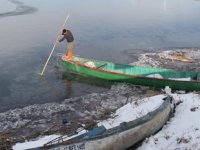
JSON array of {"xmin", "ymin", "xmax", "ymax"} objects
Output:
[{"xmin": 57, "ymin": 29, "xmax": 74, "ymax": 60}]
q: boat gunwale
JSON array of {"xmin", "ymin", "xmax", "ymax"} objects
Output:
[{"xmin": 63, "ymin": 57, "xmax": 200, "ymax": 84}]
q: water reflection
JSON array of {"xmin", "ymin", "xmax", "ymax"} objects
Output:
[
  {"xmin": 62, "ymin": 72, "xmax": 112, "ymax": 89},
  {"xmin": 66, "ymin": 80, "xmax": 72, "ymax": 98}
]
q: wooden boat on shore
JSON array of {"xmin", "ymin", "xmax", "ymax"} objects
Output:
[
  {"xmin": 60, "ymin": 55, "xmax": 200, "ymax": 91},
  {"xmin": 30, "ymin": 96, "xmax": 174, "ymax": 150}
]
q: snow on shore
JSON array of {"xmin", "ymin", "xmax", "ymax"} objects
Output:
[
  {"xmin": 138, "ymin": 93, "xmax": 200, "ymax": 150},
  {"xmin": 13, "ymin": 129, "xmax": 88, "ymax": 150},
  {"xmin": 13, "ymin": 135, "xmax": 60, "ymax": 150},
  {"xmin": 13, "ymin": 92, "xmax": 200, "ymax": 150},
  {"xmin": 97, "ymin": 95, "xmax": 165, "ymax": 129}
]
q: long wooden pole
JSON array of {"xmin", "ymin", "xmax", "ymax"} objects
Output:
[{"xmin": 40, "ymin": 14, "xmax": 70, "ymax": 76}]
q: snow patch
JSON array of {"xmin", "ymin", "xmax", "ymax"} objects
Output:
[{"xmin": 98, "ymin": 95, "xmax": 165, "ymax": 129}]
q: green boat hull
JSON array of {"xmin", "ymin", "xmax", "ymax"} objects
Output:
[{"xmin": 61, "ymin": 56, "xmax": 200, "ymax": 91}]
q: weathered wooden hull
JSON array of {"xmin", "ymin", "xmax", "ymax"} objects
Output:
[
  {"xmin": 31, "ymin": 96, "xmax": 174, "ymax": 150},
  {"xmin": 60, "ymin": 56, "xmax": 200, "ymax": 91}
]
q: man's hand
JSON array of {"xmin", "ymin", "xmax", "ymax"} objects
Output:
[{"xmin": 56, "ymin": 40, "xmax": 60, "ymax": 44}]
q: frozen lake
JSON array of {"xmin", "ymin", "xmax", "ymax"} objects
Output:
[{"xmin": 0, "ymin": 0, "xmax": 200, "ymax": 112}]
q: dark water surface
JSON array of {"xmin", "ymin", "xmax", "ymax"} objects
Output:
[{"xmin": 0, "ymin": 0, "xmax": 200, "ymax": 112}]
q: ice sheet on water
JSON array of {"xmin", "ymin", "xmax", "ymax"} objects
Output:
[
  {"xmin": 0, "ymin": 0, "xmax": 38, "ymax": 18},
  {"xmin": 0, "ymin": 0, "xmax": 16, "ymax": 13},
  {"xmin": 130, "ymin": 48, "xmax": 200, "ymax": 72}
]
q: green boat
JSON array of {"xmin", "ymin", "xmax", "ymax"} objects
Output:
[{"xmin": 61, "ymin": 55, "xmax": 200, "ymax": 91}]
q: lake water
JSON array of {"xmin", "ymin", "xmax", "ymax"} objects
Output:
[{"xmin": 1, "ymin": 0, "xmax": 200, "ymax": 112}]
